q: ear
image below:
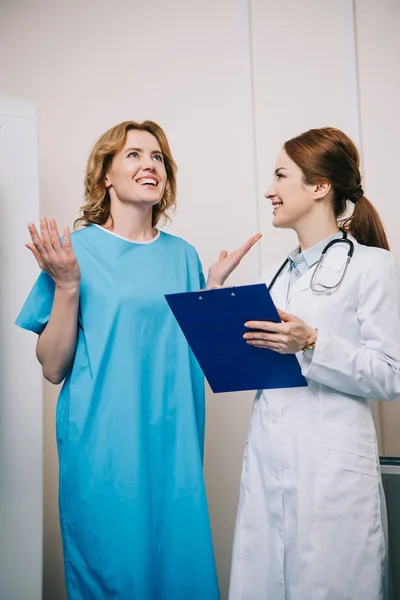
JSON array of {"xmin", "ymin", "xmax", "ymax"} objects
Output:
[
  {"xmin": 313, "ymin": 181, "xmax": 331, "ymax": 201},
  {"xmin": 104, "ymin": 173, "xmax": 112, "ymax": 189}
]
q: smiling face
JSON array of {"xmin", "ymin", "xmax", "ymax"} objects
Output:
[
  {"xmin": 265, "ymin": 149, "xmax": 329, "ymax": 230},
  {"xmin": 105, "ymin": 129, "xmax": 167, "ymax": 209}
]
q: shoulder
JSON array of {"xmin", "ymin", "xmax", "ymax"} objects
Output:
[
  {"xmin": 351, "ymin": 240, "xmax": 400, "ymax": 295},
  {"xmin": 67, "ymin": 224, "xmax": 97, "ymax": 249},
  {"xmin": 70, "ymin": 224, "xmax": 95, "ymax": 241},
  {"xmin": 159, "ymin": 231, "xmax": 199, "ymax": 255},
  {"xmin": 354, "ymin": 239, "xmax": 398, "ymax": 271}
]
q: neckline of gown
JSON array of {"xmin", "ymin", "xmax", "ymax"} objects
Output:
[{"xmin": 93, "ymin": 224, "xmax": 161, "ymax": 245}]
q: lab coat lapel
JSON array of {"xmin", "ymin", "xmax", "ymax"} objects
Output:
[
  {"xmin": 287, "ymin": 266, "xmax": 316, "ymax": 299},
  {"xmin": 267, "ymin": 263, "xmax": 290, "ymax": 311}
]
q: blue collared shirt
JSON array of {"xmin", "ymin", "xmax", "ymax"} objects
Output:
[{"xmin": 287, "ymin": 231, "xmax": 343, "ymax": 292}]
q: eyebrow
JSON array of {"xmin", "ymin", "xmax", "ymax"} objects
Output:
[
  {"xmin": 274, "ymin": 167, "xmax": 288, "ymax": 174},
  {"xmin": 125, "ymin": 147, "xmax": 163, "ymax": 154}
]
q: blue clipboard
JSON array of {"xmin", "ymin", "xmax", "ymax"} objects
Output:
[{"xmin": 165, "ymin": 284, "xmax": 308, "ymax": 393}]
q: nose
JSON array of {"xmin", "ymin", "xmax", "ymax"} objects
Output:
[
  {"xmin": 265, "ymin": 182, "xmax": 276, "ymax": 200},
  {"xmin": 141, "ymin": 155, "xmax": 155, "ymax": 171}
]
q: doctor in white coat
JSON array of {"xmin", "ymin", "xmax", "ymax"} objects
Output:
[{"xmin": 227, "ymin": 127, "xmax": 400, "ymax": 600}]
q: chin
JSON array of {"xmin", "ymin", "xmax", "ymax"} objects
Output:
[
  {"xmin": 272, "ymin": 215, "xmax": 292, "ymax": 229},
  {"xmin": 137, "ymin": 196, "xmax": 162, "ymax": 207}
]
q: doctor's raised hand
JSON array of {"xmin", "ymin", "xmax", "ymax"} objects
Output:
[{"xmin": 206, "ymin": 233, "xmax": 262, "ymax": 289}]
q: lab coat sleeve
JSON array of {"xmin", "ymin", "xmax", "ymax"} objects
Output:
[
  {"xmin": 15, "ymin": 270, "xmax": 55, "ymax": 334},
  {"xmin": 302, "ymin": 251, "xmax": 400, "ymax": 401}
]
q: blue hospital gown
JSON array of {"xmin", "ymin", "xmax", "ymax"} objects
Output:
[{"xmin": 16, "ymin": 224, "xmax": 220, "ymax": 600}]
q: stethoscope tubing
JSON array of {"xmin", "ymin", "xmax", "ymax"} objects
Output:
[{"xmin": 268, "ymin": 231, "xmax": 354, "ymax": 293}]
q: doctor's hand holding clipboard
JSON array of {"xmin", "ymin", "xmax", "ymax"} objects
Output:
[{"xmin": 243, "ymin": 308, "xmax": 316, "ymax": 354}]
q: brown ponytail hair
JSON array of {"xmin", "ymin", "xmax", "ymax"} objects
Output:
[{"xmin": 284, "ymin": 127, "xmax": 389, "ymax": 250}]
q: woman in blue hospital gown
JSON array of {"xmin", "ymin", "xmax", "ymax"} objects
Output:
[{"xmin": 16, "ymin": 120, "xmax": 260, "ymax": 599}]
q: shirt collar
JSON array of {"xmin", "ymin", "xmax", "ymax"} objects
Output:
[{"xmin": 288, "ymin": 231, "xmax": 344, "ymax": 275}]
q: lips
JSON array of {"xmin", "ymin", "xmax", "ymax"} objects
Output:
[{"xmin": 272, "ymin": 201, "xmax": 283, "ymax": 211}]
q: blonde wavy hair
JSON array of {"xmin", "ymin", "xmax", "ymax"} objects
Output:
[{"xmin": 74, "ymin": 120, "xmax": 177, "ymax": 229}]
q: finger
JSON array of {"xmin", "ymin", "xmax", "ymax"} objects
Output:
[
  {"xmin": 238, "ymin": 236, "xmax": 259, "ymax": 256},
  {"xmin": 231, "ymin": 233, "xmax": 262, "ymax": 265},
  {"xmin": 277, "ymin": 308, "xmax": 292, "ymax": 322},
  {"xmin": 25, "ymin": 243, "xmax": 45, "ymax": 269},
  {"xmin": 244, "ymin": 320, "xmax": 282, "ymax": 332},
  {"xmin": 49, "ymin": 218, "xmax": 63, "ymax": 251},
  {"xmin": 218, "ymin": 250, "xmax": 228, "ymax": 262},
  {"xmin": 246, "ymin": 340, "xmax": 283, "ymax": 352},
  {"xmin": 63, "ymin": 227, "xmax": 72, "ymax": 250},
  {"xmin": 28, "ymin": 222, "xmax": 44, "ymax": 249},
  {"xmin": 244, "ymin": 331, "xmax": 286, "ymax": 343},
  {"xmin": 40, "ymin": 217, "xmax": 54, "ymax": 253},
  {"xmin": 28, "ymin": 223, "xmax": 50, "ymax": 263},
  {"xmin": 251, "ymin": 232, "xmax": 262, "ymax": 244},
  {"xmin": 241, "ymin": 233, "xmax": 262, "ymax": 253}
]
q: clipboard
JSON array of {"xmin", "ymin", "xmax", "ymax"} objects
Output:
[{"xmin": 165, "ymin": 284, "xmax": 308, "ymax": 393}]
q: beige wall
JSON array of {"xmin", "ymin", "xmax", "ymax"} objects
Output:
[
  {"xmin": 1, "ymin": 0, "xmax": 399, "ymax": 599},
  {"xmin": 355, "ymin": 0, "xmax": 400, "ymax": 455},
  {"xmin": 250, "ymin": 0, "xmax": 361, "ymax": 266}
]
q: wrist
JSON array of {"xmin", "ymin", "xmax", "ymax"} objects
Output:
[
  {"xmin": 205, "ymin": 276, "xmax": 224, "ymax": 290},
  {"xmin": 55, "ymin": 282, "xmax": 80, "ymax": 295},
  {"xmin": 303, "ymin": 327, "xmax": 318, "ymax": 351}
]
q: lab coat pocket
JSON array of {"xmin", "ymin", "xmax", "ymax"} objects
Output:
[
  {"xmin": 321, "ymin": 421, "xmax": 377, "ymax": 465},
  {"xmin": 321, "ymin": 446, "xmax": 377, "ymax": 476},
  {"xmin": 315, "ymin": 448, "xmax": 380, "ymax": 517}
]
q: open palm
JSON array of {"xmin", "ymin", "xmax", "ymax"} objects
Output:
[
  {"xmin": 26, "ymin": 217, "xmax": 81, "ymax": 289},
  {"xmin": 207, "ymin": 233, "xmax": 262, "ymax": 288}
]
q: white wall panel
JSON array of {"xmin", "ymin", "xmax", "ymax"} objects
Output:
[{"xmin": 0, "ymin": 96, "xmax": 42, "ymax": 600}]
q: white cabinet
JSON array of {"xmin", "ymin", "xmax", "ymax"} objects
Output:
[{"xmin": 0, "ymin": 95, "xmax": 42, "ymax": 600}]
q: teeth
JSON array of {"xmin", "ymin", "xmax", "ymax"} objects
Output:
[{"xmin": 137, "ymin": 178, "xmax": 157, "ymax": 186}]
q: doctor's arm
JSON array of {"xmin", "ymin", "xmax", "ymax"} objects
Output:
[
  {"xmin": 302, "ymin": 252, "xmax": 400, "ymax": 401},
  {"xmin": 244, "ymin": 252, "xmax": 400, "ymax": 401},
  {"xmin": 27, "ymin": 219, "xmax": 81, "ymax": 385}
]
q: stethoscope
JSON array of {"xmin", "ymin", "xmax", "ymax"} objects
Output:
[{"xmin": 268, "ymin": 230, "xmax": 355, "ymax": 293}]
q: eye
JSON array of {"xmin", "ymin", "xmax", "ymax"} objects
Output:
[
  {"xmin": 127, "ymin": 151, "xmax": 139, "ymax": 158},
  {"xmin": 153, "ymin": 154, "xmax": 164, "ymax": 162},
  {"xmin": 276, "ymin": 172, "xmax": 285, "ymax": 180}
]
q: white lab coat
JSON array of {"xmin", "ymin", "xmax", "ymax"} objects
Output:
[{"xmin": 229, "ymin": 236, "xmax": 400, "ymax": 600}]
